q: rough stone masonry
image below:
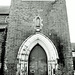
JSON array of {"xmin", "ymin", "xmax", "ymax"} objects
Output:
[{"xmin": 4, "ymin": 0, "xmax": 73, "ymax": 75}]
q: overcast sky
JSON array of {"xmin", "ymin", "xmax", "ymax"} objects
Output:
[{"xmin": 0, "ymin": 0, "xmax": 75, "ymax": 43}]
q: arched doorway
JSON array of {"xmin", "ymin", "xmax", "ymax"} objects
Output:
[
  {"xmin": 17, "ymin": 33, "xmax": 59, "ymax": 75},
  {"xmin": 28, "ymin": 44, "xmax": 48, "ymax": 75}
]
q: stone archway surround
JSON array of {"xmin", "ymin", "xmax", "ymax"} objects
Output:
[{"xmin": 17, "ymin": 33, "xmax": 59, "ymax": 75}]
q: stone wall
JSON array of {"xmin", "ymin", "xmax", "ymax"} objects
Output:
[{"xmin": 6, "ymin": 0, "xmax": 73, "ymax": 75}]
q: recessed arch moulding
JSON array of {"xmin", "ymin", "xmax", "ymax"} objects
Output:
[{"xmin": 17, "ymin": 33, "xmax": 59, "ymax": 75}]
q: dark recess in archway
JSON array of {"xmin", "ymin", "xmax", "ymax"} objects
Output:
[{"xmin": 28, "ymin": 44, "xmax": 48, "ymax": 75}]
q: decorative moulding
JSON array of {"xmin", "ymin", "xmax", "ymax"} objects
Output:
[{"xmin": 33, "ymin": 15, "xmax": 43, "ymax": 32}]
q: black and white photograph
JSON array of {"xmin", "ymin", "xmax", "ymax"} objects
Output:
[{"xmin": 0, "ymin": 0, "xmax": 75, "ymax": 75}]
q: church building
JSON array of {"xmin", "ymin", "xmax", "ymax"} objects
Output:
[{"xmin": 0, "ymin": 0, "xmax": 73, "ymax": 75}]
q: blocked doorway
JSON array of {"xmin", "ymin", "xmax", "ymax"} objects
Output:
[{"xmin": 28, "ymin": 44, "xmax": 48, "ymax": 75}]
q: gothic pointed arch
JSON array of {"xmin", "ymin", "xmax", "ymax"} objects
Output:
[{"xmin": 17, "ymin": 33, "xmax": 59, "ymax": 75}]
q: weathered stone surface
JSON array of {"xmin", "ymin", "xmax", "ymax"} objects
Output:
[{"xmin": 5, "ymin": 0, "xmax": 73, "ymax": 75}]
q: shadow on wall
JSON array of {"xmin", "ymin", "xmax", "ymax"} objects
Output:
[
  {"xmin": 49, "ymin": 29, "xmax": 65, "ymax": 66},
  {"xmin": 0, "ymin": 28, "xmax": 7, "ymax": 75}
]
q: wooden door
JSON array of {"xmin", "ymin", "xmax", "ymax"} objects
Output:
[{"xmin": 28, "ymin": 44, "xmax": 47, "ymax": 75}]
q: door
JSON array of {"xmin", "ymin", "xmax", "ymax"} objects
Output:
[{"xmin": 28, "ymin": 44, "xmax": 47, "ymax": 75}]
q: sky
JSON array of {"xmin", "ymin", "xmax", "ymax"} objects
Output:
[{"xmin": 0, "ymin": 0, "xmax": 75, "ymax": 43}]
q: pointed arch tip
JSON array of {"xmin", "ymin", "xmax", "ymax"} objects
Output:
[{"xmin": 17, "ymin": 33, "xmax": 59, "ymax": 61}]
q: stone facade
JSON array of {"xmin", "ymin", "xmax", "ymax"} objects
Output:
[{"xmin": 0, "ymin": 0, "xmax": 73, "ymax": 75}]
